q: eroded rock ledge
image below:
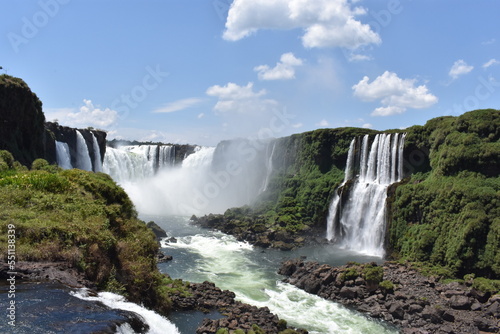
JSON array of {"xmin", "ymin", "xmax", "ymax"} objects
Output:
[{"xmin": 279, "ymin": 259, "xmax": 500, "ymax": 334}]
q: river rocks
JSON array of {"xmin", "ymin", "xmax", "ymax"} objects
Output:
[
  {"xmin": 280, "ymin": 259, "xmax": 500, "ymax": 334},
  {"xmin": 191, "ymin": 214, "xmax": 323, "ymax": 251},
  {"xmin": 146, "ymin": 221, "xmax": 168, "ymax": 240},
  {"xmin": 170, "ymin": 281, "xmax": 307, "ymax": 334}
]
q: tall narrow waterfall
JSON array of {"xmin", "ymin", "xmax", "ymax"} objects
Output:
[
  {"xmin": 55, "ymin": 141, "xmax": 72, "ymax": 170},
  {"xmin": 91, "ymin": 133, "xmax": 103, "ymax": 172},
  {"xmin": 326, "ymin": 133, "xmax": 405, "ymax": 257},
  {"xmin": 75, "ymin": 130, "xmax": 93, "ymax": 171},
  {"xmin": 260, "ymin": 141, "xmax": 276, "ymax": 193}
]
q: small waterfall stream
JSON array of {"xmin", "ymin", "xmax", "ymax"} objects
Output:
[
  {"xmin": 326, "ymin": 133, "xmax": 405, "ymax": 257},
  {"xmin": 91, "ymin": 133, "xmax": 103, "ymax": 173},
  {"xmin": 75, "ymin": 130, "xmax": 93, "ymax": 171},
  {"xmin": 55, "ymin": 141, "xmax": 72, "ymax": 170}
]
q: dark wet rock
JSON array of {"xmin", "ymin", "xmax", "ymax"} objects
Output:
[
  {"xmin": 157, "ymin": 253, "xmax": 173, "ymax": 263},
  {"xmin": 146, "ymin": 221, "xmax": 167, "ymax": 240}
]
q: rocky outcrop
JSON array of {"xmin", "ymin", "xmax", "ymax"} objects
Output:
[
  {"xmin": 280, "ymin": 259, "xmax": 500, "ymax": 334},
  {"xmin": 170, "ymin": 280, "xmax": 307, "ymax": 334},
  {"xmin": 0, "ymin": 75, "xmax": 49, "ymax": 166},
  {"xmin": 191, "ymin": 213, "xmax": 323, "ymax": 251}
]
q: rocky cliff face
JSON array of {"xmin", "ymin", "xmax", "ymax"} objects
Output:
[{"xmin": 0, "ymin": 75, "xmax": 49, "ymax": 166}]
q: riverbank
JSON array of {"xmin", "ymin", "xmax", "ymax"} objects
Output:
[{"xmin": 280, "ymin": 259, "xmax": 500, "ymax": 334}]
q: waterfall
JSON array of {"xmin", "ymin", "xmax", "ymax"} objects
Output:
[
  {"xmin": 91, "ymin": 133, "xmax": 102, "ymax": 172},
  {"xmin": 55, "ymin": 141, "xmax": 72, "ymax": 170},
  {"xmin": 75, "ymin": 130, "xmax": 93, "ymax": 171},
  {"xmin": 260, "ymin": 141, "xmax": 276, "ymax": 193},
  {"xmin": 326, "ymin": 133, "xmax": 405, "ymax": 257},
  {"xmin": 158, "ymin": 145, "xmax": 175, "ymax": 169}
]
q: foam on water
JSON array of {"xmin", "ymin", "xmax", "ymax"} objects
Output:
[{"xmin": 72, "ymin": 289, "xmax": 180, "ymax": 334}]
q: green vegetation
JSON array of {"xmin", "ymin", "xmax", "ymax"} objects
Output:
[
  {"xmin": 362, "ymin": 264, "xmax": 384, "ymax": 284},
  {"xmin": 379, "ymin": 280, "xmax": 395, "ymax": 293},
  {"xmin": 389, "ymin": 109, "xmax": 500, "ymax": 281},
  {"xmin": 0, "ymin": 152, "xmax": 188, "ymax": 314}
]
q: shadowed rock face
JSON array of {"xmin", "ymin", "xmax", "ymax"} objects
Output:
[{"xmin": 0, "ymin": 75, "xmax": 47, "ymax": 166}]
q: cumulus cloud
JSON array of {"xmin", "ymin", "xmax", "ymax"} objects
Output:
[
  {"xmin": 223, "ymin": 0, "xmax": 381, "ymax": 49},
  {"xmin": 449, "ymin": 60, "xmax": 474, "ymax": 79},
  {"xmin": 317, "ymin": 119, "xmax": 329, "ymax": 127},
  {"xmin": 152, "ymin": 97, "xmax": 203, "ymax": 113},
  {"xmin": 362, "ymin": 123, "xmax": 373, "ymax": 129},
  {"xmin": 352, "ymin": 71, "xmax": 438, "ymax": 116},
  {"xmin": 206, "ymin": 82, "xmax": 277, "ymax": 114},
  {"xmin": 45, "ymin": 99, "xmax": 118, "ymax": 128},
  {"xmin": 483, "ymin": 59, "xmax": 500, "ymax": 69},
  {"xmin": 254, "ymin": 52, "xmax": 304, "ymax": 80}
]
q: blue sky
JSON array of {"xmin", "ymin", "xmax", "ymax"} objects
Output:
[{"xmin": 2, "ymin": 0, "xmax": 499, "ymax": 146}]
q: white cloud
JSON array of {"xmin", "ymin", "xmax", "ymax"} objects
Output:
[
  {"xmin": 206, "ymin": 82, "xmax": 277, "ymax": 114},
  {"xmin": 317, "ymin": 119, "xmax": 329, "ymax": 127},
  {"xmin": 223, "ymin": 0, "xmax": 381, "ymax": 49},
  {"xmin": 291, "ymin": 122, "xmax": 303, "ymax": 128},
  {"xmin": 197, "ymin": 113, "xmax": 205, "ymax": 119},
  {"xmin": 482, "ymin": 38, "xmax": 496, "ymax": 45},
  {"xmin": 449, "ymin": 59, "xmax": 474, "ymax": 79},
  {"xmin": 254, "ymin": 52, "xmax": 303, "ymax": 80},
  {"xmin": 347, "ymin": 53, "xmax": 372, "ymax": 62},
  {"xmin": 362, "ymin": 123, "xmax": 373, "ymax": 129},
  {"xmin": 45, "ymin": 99, "xmax": 118, "ymax": 129},
  {"xmin": 352, "ymin": 71, "xmax": 438, "ymax": 116},
  {"xmin": 152, "ymin": 98, "xmax": 203, "ymax": 113},
  {"xmin": 483, "ymin": 58, "xmax": 500, "ymax": 69}
]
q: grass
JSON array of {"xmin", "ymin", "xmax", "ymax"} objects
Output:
[{"xmin": 0, "ymin": 151, "xmax": 189, "ymax": 314}]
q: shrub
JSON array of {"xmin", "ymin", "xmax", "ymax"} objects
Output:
[
  {"xmin": 341, "ymin": 267, "xmax": 359, "ymax": 281},
  {"xmin": 363, "ymin": 265, "xmax": 384, "ymax": 284},
  {"xmin": 379, "ymin": 280, "xmax": 394, "ymax": 292},
  {"xmin": 31, "ymin": 158, "xmax": 49, "ymax": 170},
  {"xmin": 0, "ymin": 150, "xmax": 14, "ymax": 168}
]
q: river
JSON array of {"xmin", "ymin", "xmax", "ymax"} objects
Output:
[{"xmin": 152, "ymin": 215, "xmax": 399, "ymax": 334}]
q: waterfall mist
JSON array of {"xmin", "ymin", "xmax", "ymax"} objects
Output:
[
  {"xmin": 103, "ymin": 139, "xmax": 279, "ymax": 216},
  {"xmin": 326, "ymin": 133, "xmax": 406, "ymax": 257}
]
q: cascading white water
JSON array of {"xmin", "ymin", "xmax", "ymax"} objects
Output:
[
  {"xmin": 158, "ymin": 145, "xmax": 175, "ymax": 168},
  {"xmin": 75, "ymin": 130, "xmax": 93, "ymax": 171},
  {"xmin": 103, "ymin": 140, "xmax": 283, "ymax": 216},
  {"xmin": 326, "ymin": 133, "xmax": 405, "ymax": 257},
  {"xmin": 55, "ymin": 141, "xmax": 72, "ymax": 170},
  {"xmin": 260, "ymin": 141, "xmax": 276, "ymax": 193},
  {"xmin": 72, "ymin": 289, "xmax": 180, "ymax": 334},
  {"xmin": 103, "ymin": 146, "xmax": 218, "ymax": 215},
  {"xmin": 91, "ymin": 133, "xmax": 102, "ymax": 172},
  {"xmin": 103, "ymin": 144, "xmax": 176, "ymax": 182}
]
